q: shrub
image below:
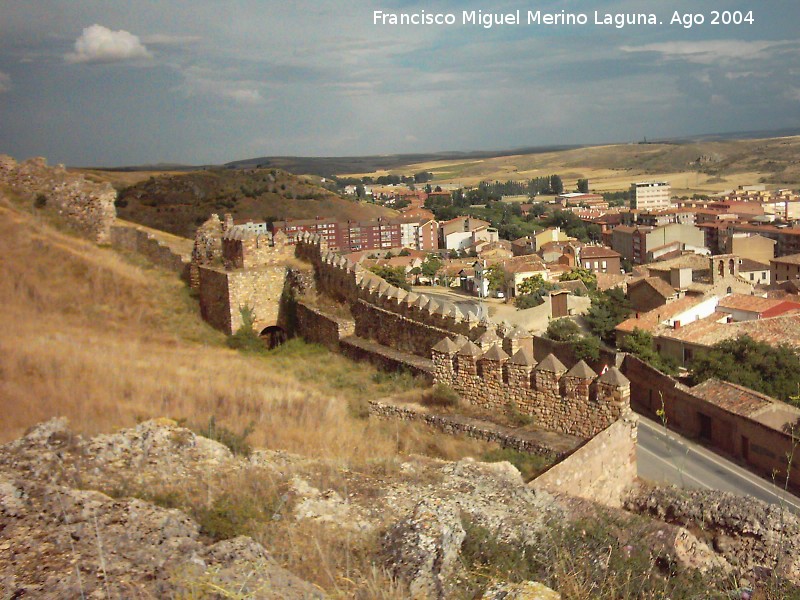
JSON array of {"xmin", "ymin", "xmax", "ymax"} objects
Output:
[
  {"xmin": 421, "ymin": 383, "xmax": 459, "ymax": 407},
  {"xmin": 34, "ymin": 194, "xmax": 47, "ymax": 209},
  {"xmin": 195, "ymin": 415, "xmax": 255, "ymax": 457},
  {"xmin": 226, "ymin": 306, "xmax": 266, "ymax": 353}
]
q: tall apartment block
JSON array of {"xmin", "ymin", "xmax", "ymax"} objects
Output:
[{"xmin": 630, "ymin": 181, "xmax": 671, "ymax": 211}]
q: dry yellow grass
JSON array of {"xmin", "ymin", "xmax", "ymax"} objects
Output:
[
  {"xmin": 347, "ymin": 137, "xmax": 800, "ymax": 196},
  {"xmin": 0, "ymin": 194, "xmax": 493, "ymax": 469}
]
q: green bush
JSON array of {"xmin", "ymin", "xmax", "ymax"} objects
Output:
[
  {"xmin": 195, "ymin": 415, "xmax": 255, "ymax": 457},
  {"xmin": 226, "ymin": 306, "xmax": 267, "ymax": 353},
  {"xmin": 421, "ymin": 383, "xmax": 460, "ymax": 407}
]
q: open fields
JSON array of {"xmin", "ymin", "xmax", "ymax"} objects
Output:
[{"xmin": 345, "ymin": 136, "xmax": 800, "ymax": 196}]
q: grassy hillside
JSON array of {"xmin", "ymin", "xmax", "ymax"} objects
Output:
[
  {"xmin": 0, "ymin": 192, "xmax": 488, "ymax": 470},
  {"xmin": 348, "ymin": 136, "xmax": 800, "ymax": 196},
  {"xmin": 111, "ymin": 167, "xmax": 396, "ymax": 237}
]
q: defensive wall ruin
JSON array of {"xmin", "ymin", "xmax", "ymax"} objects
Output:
[
  {"xmin": 110, "ymin": 224, "xmax": 190, "ymax": 278},
  {"xmin": 191, "ymin": 214, "xmax": 295, "ymax": 335},
  {"xmin": 431, "ymin": 336, "xmax": 632, "ymax": 439},
  {"xmin": 0, "ymin": 155, "xmax": 116, "ymax": 244}
]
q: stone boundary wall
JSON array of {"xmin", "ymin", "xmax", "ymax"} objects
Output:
[
  {"xmin": 621, "ymin": 354, "xmax": 800, "ymax": 490},
  {"xmin": 295, "ymin": 234, "xmax": 504, "ymax": 357},
  {"xmin": 432, "ymin": 342, "xmax": 631, "ymax": 439},
  {"xmin": 0, "ymin": 155, "xmax": 116, "ymax": 244},
  {"xmin": 531, "ymin": 417, "xmax": 638, "ymax": 508},
  {"xmin": 294, "ymin": 301, "xmax": 355, "ymax": 351},
  {"xmin": 368, "ymin": 400, "xmax": 573, "ymax": 458},
  {"xmin": 110, "ymin": 225, "xmax": 190, "ymax": 277}
]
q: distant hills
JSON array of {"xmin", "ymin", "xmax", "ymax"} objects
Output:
[{"xmin": 114, "ymin": 168, "xmax": 395, "ymax": 238}]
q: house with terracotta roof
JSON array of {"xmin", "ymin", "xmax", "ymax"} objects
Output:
[
  {"xmin": 716, "ymin": 293, "xmax": 800, "ymax": 321},
  {"xmin": 627, "ymin": 277, "xmax": 680, "ymax": 313},
  {"xmin": 578, "ymin": 245, "xmax": 621, "ymax": 274},
  {"xmin": 439, "ymin": 216, "xmax": 492, "ymax": 250},
  {"xmin": 473, "ymin": 256, "xmax": 549, "ymax": 298}
]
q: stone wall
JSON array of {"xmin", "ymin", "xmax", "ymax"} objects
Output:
[
  {"xmin": 433, "ymin": 339, "xmax": 632, "ymax": 439},
  {"xmin": 368, "ymin": 401, "xmax": 574, "ymax": 458},
  {"xmin": 294, "ymin": 234, "xmax": 523, "ymax": 358},
  {"xmin": 532, "ymin": 417, "xmax": 638, "ymax": 507},
  {"xmin": 199, "ymin": 265, "xmax": 288, "ymax": 334},
  {"xmin": 110, "ymin": 225, "xmax": 190, "ymax": 277},
  {"xmin": 339, "ymin": 337, "xmax": 434, "ymax": 378},
  {"xmin": 294, "ymin": 301, "xmax": 355, "ymax": 351},
  {"xmin": 622, "ymin": 354, "xmax": 800, "ymax": 490},
  {"xmin": 0, "ymin": 155, "xmax": 116, "ymax": 244}
]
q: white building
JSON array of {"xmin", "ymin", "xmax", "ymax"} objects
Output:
[{"xmin": 630, "ymin": 181, "xmax": 671, "ymax": 211}]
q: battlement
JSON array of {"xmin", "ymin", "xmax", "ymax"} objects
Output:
[
  {"xmin": 221, "ymin": 226, "xmax": 291, "ymax": 269},
  {"xmin": 432, "ymin": 337, "xmax": 631, "ymax": 439},
  {"xmin": 294, "ymin": 234, "xmax": 530, "ymax": 357}
]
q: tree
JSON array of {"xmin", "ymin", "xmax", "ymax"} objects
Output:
[
  {"xmin": 620, "ymin": 328, "xmax": 677, "ymax": 374},
  {"xmin": 549, "ymin": 174, "xmax": 564, "ymax": 195},
  {"xmin": 559, "ymin": 268, "xmax": 597, "ymax": 290},
  {"xmin": 518, "ymin": 274, "xmax": 553, "ymax": 296},
  {"xmin": 545, "ymin": 318, "xmax": 581, "ymax": 341},
  {"xmin": 689, "ymin": 335, "xmax": 800, "ymax": 404},
  {"xmin": 485, "ymin": 264, "xmax": 506, "ymax": 293},
  {"xmin": 584, "ymin": 287, "xmax": 630, "ymax": 344},
  {"xmin": 368, "ymin": 265, "xmax": 411, "ymax": 291},
  {"xmin": 421, "ymin": 255, "xmax": 443, "ymax": 279},
  {"xmin": 398, "ymin": 248, "xmax": 411, "ymax": 256},
  {"xmin": 577, "ymin": 178, "xmax": 589, "ymax": 193}
]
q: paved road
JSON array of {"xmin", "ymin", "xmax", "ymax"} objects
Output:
[{"xmin": 637, "ymin": 415, "xmax": 800, "ymax": 514}]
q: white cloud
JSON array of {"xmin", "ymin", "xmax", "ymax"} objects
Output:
[
  {"xmin": 141, "ymin": 34, "xmax": 201, "ymax": 46},
  {"xmin": 178, "ymin": 66, "xmax": 265, "ymax": 105},
  {"xmin": 221, "ymin": 88, "xmax": 263, "ymax": 105},
  {"xmin": 65, "ymin": 24, "xmax": 152, "ymax": 64},
  {"xmin": 0, "ymin": 71, "xmax": 10, "ymax": 93},
  {"xmin": 620, "ymin": 40, "xmax": 792, "ymax": 65}
]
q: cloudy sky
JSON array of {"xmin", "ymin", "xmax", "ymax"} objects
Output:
[{"xmin": 0, "ymin": 1, "xmax": 798, "ymax": 167}]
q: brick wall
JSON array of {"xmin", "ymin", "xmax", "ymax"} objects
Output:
[{"xmin": 532, "ymin": 418, "xmax": 638, "ymax": 507}]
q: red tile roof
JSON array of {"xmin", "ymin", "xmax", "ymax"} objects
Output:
[{"xmin": 691, "ymin": 378, "xmax": 774, "ymax": 417}]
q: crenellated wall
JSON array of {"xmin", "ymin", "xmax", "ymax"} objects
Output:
[
  {"xmin": 432, "ymin": 338, "xmax": 631, "ymax": 439},
  {"xmin": 294, "ymin": 233, "xmax": 523, "ymax": 358}
]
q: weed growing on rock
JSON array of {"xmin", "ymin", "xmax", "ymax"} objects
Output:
[{"xmin": 195, "ymin": 415, "xmax": 255, "ymax": 457}]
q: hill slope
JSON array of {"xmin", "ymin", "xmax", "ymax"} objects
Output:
[
  {"xmin": 114, "ymin": 167, "xmax": 396, "ymax": 238},
  {"xmin": 349, "ymin": 136, "xmax": 800, "ymax": 193}
]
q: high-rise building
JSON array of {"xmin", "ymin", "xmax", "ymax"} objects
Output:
[{"xmin": 630, "ymin": 181, "xmax": 671, "ymax": 211}]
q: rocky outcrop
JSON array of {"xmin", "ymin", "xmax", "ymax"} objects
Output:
[
  {"xmin": 0, "ymin": 473, "xmax": 322, "ymax": 598},
  {"xmin": 626, "ymin": 486, "xmax": 800, "ymax": 584},
  {"xmin": 3, "ymin": 419, "xmax": 796, "ymax": 597},
  {"xmin": 382, "ymin": 499, "xmax": 466, "ymax": 599},
  {"xmin": 0, "ymin": 155, "xmax": 116, "ymax": 243}
]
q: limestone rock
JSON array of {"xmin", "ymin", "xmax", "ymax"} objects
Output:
[
  {"xmin": 382, "ymin": 499, "xmax": 466, "ymax": 599},
  {"xmin": 482, "ymin": 581, "xmax": 561, "ymax": 599}
]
